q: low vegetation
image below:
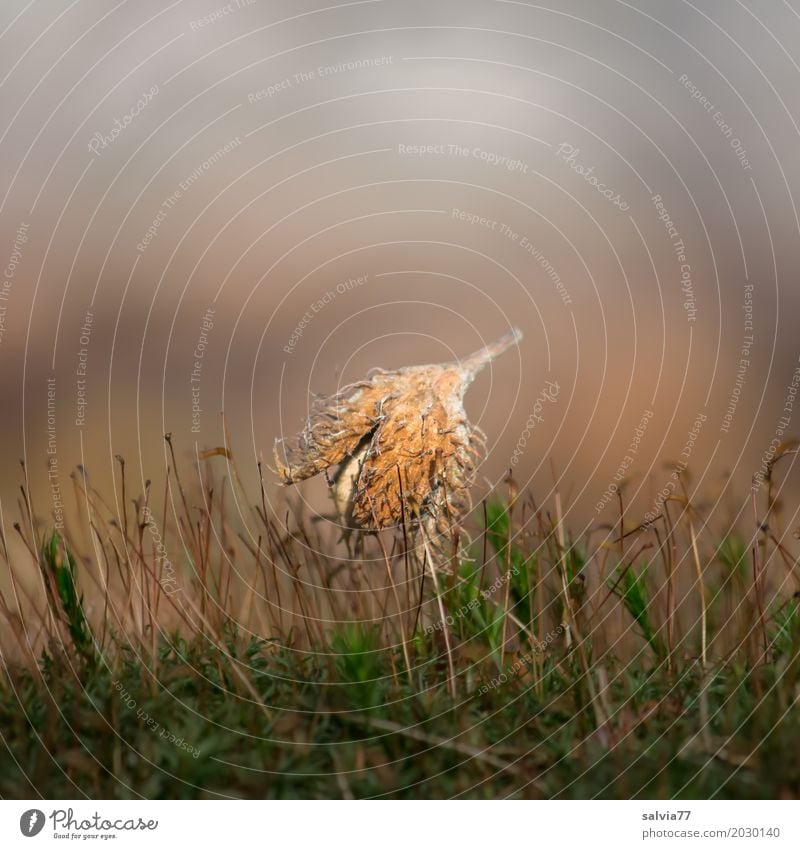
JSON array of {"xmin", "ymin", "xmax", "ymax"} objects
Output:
[{"xmin": 0, "ymin": 439, "xmax": 798, "ymax": 798}]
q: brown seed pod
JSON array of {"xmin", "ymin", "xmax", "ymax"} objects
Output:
[{"xmin": 274, "ymin": 329, "xmax": 522, "ymax": 544}]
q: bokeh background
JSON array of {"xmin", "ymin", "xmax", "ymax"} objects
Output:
[{"xmin": 2, "ymin": 0, "xmax": 799, "ymax": 541}]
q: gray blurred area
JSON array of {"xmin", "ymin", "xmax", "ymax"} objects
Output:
[{"xmin": 1, "ymin": 0, "xmax": 799, "ymax": 537}]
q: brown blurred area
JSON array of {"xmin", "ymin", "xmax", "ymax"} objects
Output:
[{"xmin": 1, "ymin": 0, "xmax": 799, "ymax": 548}]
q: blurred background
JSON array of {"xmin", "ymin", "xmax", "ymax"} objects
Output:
[{"xmin": 1, "ymin": 0, "xmax": 799, "ymax": 540}]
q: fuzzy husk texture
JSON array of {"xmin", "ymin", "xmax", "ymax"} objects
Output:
[{"xmin": 274, "ymin": 329, "xmax": 522, "ymax": 546}]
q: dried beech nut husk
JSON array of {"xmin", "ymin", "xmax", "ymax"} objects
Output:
[{"xmin": 274, "ymin": 329, "xmax": 522, "ymax": 544}]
